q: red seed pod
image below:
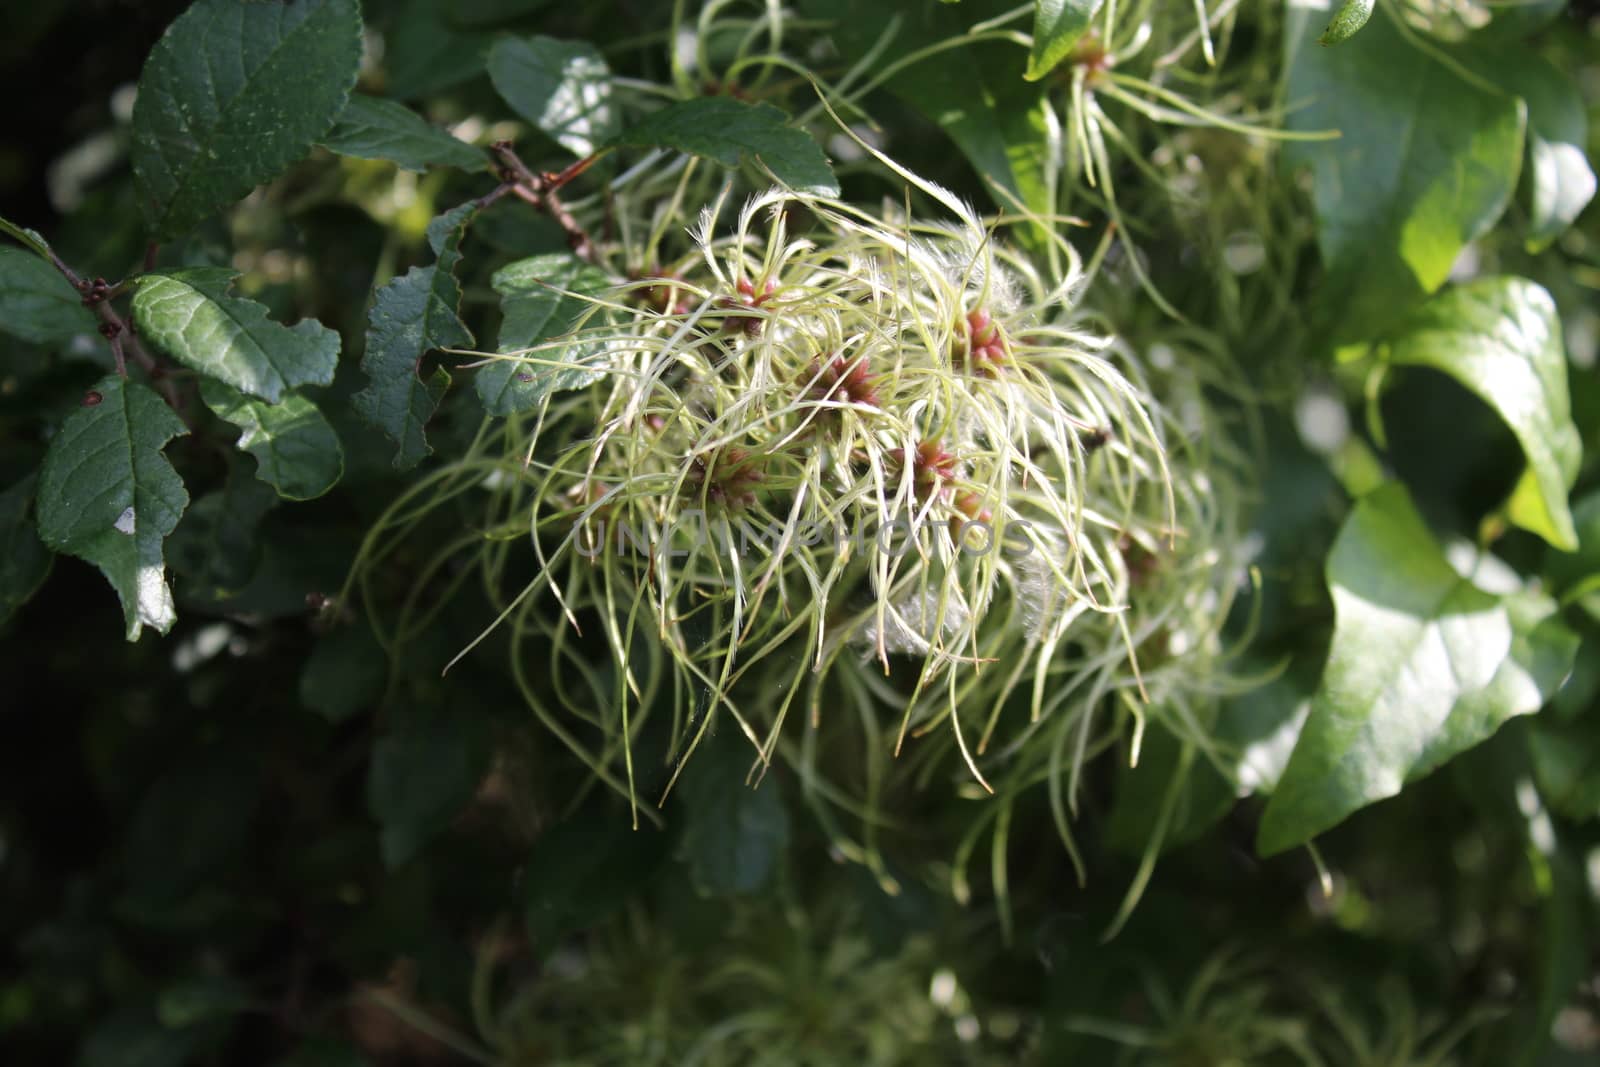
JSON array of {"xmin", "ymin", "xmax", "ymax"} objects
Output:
[
  {"xmin": 719, "ymin": 277, "xmax": 777, "ymax": 337},
  {"xmin": 952, "ymin": 307, "xmax": 1008, "ymax": 377},
  {"xmin": 685, "ymin": 446, "xmax": 767, "ymax": 511},
  {"xmin": 891, "ymin": 439, "xmax": 958, "ymax": 503}
]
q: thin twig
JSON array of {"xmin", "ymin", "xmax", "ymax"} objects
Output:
[
  {"xmin": 487, "ymin": 140, "xmax": 600, "ymax": 263},
  {"xmin": 103, "ymin": 326, "xmax": 128, "ymax": 378},
  {"xmin": 44, "ymin": 253, "xmax": 185, "ymax": 412}
]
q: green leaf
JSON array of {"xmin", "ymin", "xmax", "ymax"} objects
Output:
[
  {"xmin": 166, "ymin": 466, "xmax": 278, "ymax": 598},
  {"xmin": 800, "ymin": 0, "xmax": 1053, "ymax": 235},
  {"xmin": 35, "ymin": 375, "xmax": 189, "ymax": 640},
  {"xmin": 1385, "ymin": 277, "xmax": 1579, "ymax": 551},
  {"xmin": 487, "ymin": 37, "xmax": 616, "ymax": 158},
  {"xmin": 0, "ymin": 476, "xmax": 53, "ymax": 624},
  {"xmin": 611, "ymin": 98, "xmax": 838, "ymax": 197},
  {"xmin": 479, "ymin": 253, "xmax": 612, "ymax": 415},
  {"xmin": 130, "ymin": 0, "xmax": 362, "ymax": 240},
  {"xmin": 1025, "ymin": 0, "xmax": 1102, "ymax": 81},
  {"xmin": 0, "ymin": 212, "xmax": 54, "ymax": 260},
  {"xmin": 1530, "ymin": 716, "xmax": 1600, "ymax": 821},
  {"xmin": 676, "ymin": 732, "xmax": 790, "ymax": 895},
  {"xmin": 300, "ymin": 622, "xmax": 387, "ymax": 724},
  {"xmin": 1257, "ymin": 483, "xmax": 1579, "ymax": 856},
  {"xmin": 354, "ymin": 206, "xmax": 477, "ymax": 469},
  {"xmin": 1546, "ymin": 490, "xmax": 1600, "ymax": 623},
  {"xmin": 1284, "ymin": 0, "xmax": 1525, "ymax": 343},
  {"xmin": 199, "ymin": 380, "xmax": 344, "ymax": 501},
  {"xmin": 367, "ymin": 701, "xmax": 492, "ymax": 868},
  {"xmin": 524, "ymin": 808, "xmax": 669, "ymax": 948},
  {"xmin": 385, "ymin": 0, "xmax": 495, "ymax": 100},
  {"xmin": 320, "ymin": 95, "xmax": 488, "ymax": 173},
  {"xmin": 1317, "ymin": 0, "xmax": 1374, "ymax": 45},
  {"xmin": 1500, "ymin": 55, "xmax": 1596, "ymax": 253},
  {"xmin": 123, "ymin": 745, "xmax": 259, "ymax": 906},
  {"xmin": 133, "ymin": 269, "xmax": 341, "ymax": 403},
  {"xmin": 0, "ymin": 246, "xmax": 93, "ymax": 344}
]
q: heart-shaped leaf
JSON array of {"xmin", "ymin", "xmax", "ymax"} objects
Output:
[
  {"xmin": 1258, "ymin": 483, "xmax": 1578, "ymax": 856},
  {"xmin": 1384, "ymin": 276, "xmax": 1580, "ymax": 551}
]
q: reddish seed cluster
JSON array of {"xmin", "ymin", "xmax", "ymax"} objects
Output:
[
  {"xmin": 952, "ymin": 307, "xmax": 1008, "ymax": 377},
  {"xmin": 800, "ymin": 352, "xmax": 879, "ymax": 411},
  {"xmin": 719, "ymin": 277, "xmax": 777, "ymax": 337},
  {"xmin": 686, "ymin": 446, "xmax": 766, "ymax": 511},
  {"xmin": 891, "ymin": 439, "xmax": 958, "ymax": 504}
]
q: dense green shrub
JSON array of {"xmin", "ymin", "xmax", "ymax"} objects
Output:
[{"xmin": 2, "ymin": 1, "xmax": 1599, "ymax": 1063}]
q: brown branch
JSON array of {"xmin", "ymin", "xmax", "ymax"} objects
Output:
[
  {"xmin": 44, "ymin": 253, "xmax": 185, "ymax": 413},
  {"xmin": 486, "ymin": 141, "xmax": 600, "ymax": 263}
]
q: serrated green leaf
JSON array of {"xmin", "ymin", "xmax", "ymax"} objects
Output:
[
  {"xmin": 354, "ymin": 208, "xmax": 477, "ymax": 470},
  {"xmin": 367, "ymin": 702, "xmax": 492, "ymax": 868},
  {"xmin": 0, "ymin": 475, "xmax": 53, "ymax": 624},
  {"xmin": 199, "ymin": 380, "xmax": 344, "ymax": 501},
  {"xmin": 167, "ymin": 465, "xmax": 278, "ymax": 598},
  {"xmin": 611, "ymin": 98, "xmax": 838, "ymax": 196},
  {"xmin": 1385, "ymin": 277, "xmax": 1579, "ymax": 551},
  {"xmin": 35, "ymin": 375, "xmax": 189, "ymax": 640},
  {"xmin": 320, "ymin": 94, "xmax": 488, "ymax": 173},
  {"xmin": 676, "ymin": 731, "xmax": 790, "ymax": 895},
  {"xmin": 130, "ymin": 0, "xmax": 362, "ymax": 240},
  {"xmin": 1317, "ymin": 0, "xmax": 1373, "ymax": 45},
  {"xmin": 479, "ymin": 253, "xmax": 612, "ymax": 415},
  {"xmin": 488, "ymin": 37, "xmax": 616, "ymax": 158},
  {"xmin": 133, "ymin": 269, "xmax": 341, "ymax": 403},
  {"xmin": 0, "ymin": 246, "xmax": 94, "ymax": 344},
  {"xmin": 1284, "ymin": 0, "xmax": 1525, "ymax": 343},
  {"xmin": 385, "ymin": 0, "xmax": 495, "ymax": 100},
  {"xmin": 1257, "ymin": 484, "xmax": 1578, "ymax": 856},
  {"xmin": 1025, "ymin": 0, "xmax": 1102, "ymax": 81}
]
